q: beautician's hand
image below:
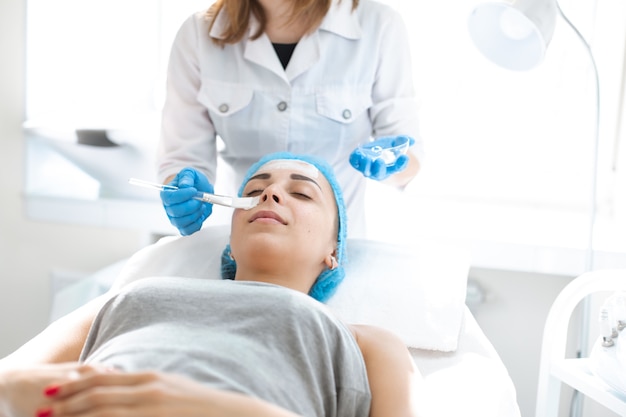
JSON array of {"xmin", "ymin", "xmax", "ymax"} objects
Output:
[
  {"xmin": 43, "ymin": 371, "xmax": 302, "ymax": 417},
  {"xmin": 161, "ymin": 167, "xmax": 214, "ymax": 236},
  {"xmin": 349, "ymin": 136, "xmax": 414, "ymax": 181}
]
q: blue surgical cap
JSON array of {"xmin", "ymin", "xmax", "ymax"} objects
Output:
[{"xmin": 221, "ymin": 152, "xmax": 347, "ymax": 302}]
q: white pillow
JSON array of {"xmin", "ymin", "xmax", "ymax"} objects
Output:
[{"xmin": 113, "ymin": 225, "xmax": 469, "ymax": 351}]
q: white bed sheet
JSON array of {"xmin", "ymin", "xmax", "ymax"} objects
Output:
[{"xmin": 412, "ymin": 306, "xmax": 521, "ymax": 417}]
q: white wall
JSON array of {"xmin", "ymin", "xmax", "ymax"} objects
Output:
[{"xmin": 0, "ymin": 0, "xmax": 142, "ymax": 357}]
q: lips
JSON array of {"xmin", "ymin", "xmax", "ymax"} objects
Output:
[{"xmin": 249, "ymin": 210, "xmax": 287, "ymax": 225}]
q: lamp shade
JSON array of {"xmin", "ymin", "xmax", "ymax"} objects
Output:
[{"xmin": 468, "ymin": 0, "xmax": 557, "ymax": 71}]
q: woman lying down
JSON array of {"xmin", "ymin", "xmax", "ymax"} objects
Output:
[{"xmin": 0, "ymin": 152, "xmax": 420, "ymax": 417}]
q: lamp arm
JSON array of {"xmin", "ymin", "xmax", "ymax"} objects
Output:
[
  {"xmin": 556, "ymin": 0, "xmax": 601, "ymax": 321},
  {"xmin": 556, "ymin": 3, "xmax": 601, "ymax": 417}
]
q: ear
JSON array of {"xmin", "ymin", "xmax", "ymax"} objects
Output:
[{"xmin": 324, "ymin": 249, "xmax": 338, "ymax": 270}]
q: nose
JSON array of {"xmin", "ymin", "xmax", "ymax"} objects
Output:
[{"xmin": 260, "ymin": 184, "xmax": 281, "ymax": 204}]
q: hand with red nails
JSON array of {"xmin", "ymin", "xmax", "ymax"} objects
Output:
[
  {"xmin": 0, "ymin": 363, "xmax": 100, "ymax": 417},
  {"xmin": 41, "ymin": 371, "xmax": 300, "ymax": 417}
]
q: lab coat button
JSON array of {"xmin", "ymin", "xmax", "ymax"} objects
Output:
[
  {"xmin": 218, "ymin": 104, "xmax": 229, "ymax": 113},
  {"xmin": 342, "ymin": 109, "xmax": 352, "ymax": 119},
  {"xmin": 277, "ymin": 101, "xmax": 288, "ymax": 112}
]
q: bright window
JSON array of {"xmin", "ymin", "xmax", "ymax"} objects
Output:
[{"xmin": 25, "ymin": 0, "xmax": 207, "ymax": 129}]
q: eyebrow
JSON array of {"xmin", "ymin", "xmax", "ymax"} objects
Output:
[
  {"xmin": 246, "ymin": 172, "xmax": 322, "ymax": 190},
  {"xmin": 290, "ymin": 173, "xmax": 322, "ymax": 190}
]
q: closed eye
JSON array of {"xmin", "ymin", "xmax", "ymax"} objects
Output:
[
  {"xmin": 245, "ymin": 189, "xmax": 263, "ymax": 197},
  {"xmin": 292, "ymin": 192, "xmax": 311, "ymax": 200}
]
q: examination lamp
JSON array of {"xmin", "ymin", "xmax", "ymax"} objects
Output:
[
  {"xmin": 467, "ymin": 0, "xmax": 557, "ymax": 71},
  {"xmin": 467, "ymin": 1, "xmax": 600, "ymax": 417}
]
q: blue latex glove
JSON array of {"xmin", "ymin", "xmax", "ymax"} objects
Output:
[
  {"xmin": 349, "ymin": 136, "xmax": 415, "ymax": 181},
  {"xmin": 161, "ymin": 167, "xmax": 214, "ymax": 236}
]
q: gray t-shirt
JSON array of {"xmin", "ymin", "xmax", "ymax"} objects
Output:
[{"xmin": 80, "ymin": 277, "xmax": 371, "ymax": 417}]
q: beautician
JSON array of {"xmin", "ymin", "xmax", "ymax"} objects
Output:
[{"xmin": 158, "ymin": 0, "xmax": 423, "ymax": 237}]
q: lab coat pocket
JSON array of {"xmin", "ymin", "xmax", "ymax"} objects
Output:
[
  {"xmin": 197, "ymin": 79, "xmax": 254, "ymax": 117},
  {"xmin": 315, "ymin": 88, "xmax": 372, "ymax": 124}
]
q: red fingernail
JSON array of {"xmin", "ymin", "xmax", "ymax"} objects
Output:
[
  {"xmin": 44, "ymin": 385, "xmax": 60, "ymax": 397},
  {"xmin": 36, "ymin": 408, "xmax": 53, "ymax": 417}
]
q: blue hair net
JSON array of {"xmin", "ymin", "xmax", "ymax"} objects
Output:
[{"xmin": 221, "ymin": 152, "xmax": 347, "ymax": 302}]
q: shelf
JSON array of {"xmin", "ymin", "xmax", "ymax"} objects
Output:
[{"xmin": 552, "ymin": 358, "xmax": 626, "ymax": 415}]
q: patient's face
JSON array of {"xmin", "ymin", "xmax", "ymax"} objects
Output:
[{"xmin": 230, "ymin": 160, "xmax": 338, "ymax": 287}]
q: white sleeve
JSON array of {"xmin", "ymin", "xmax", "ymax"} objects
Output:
[
  {"xmin": 369, "ymin": 8, "xmax": 424, "ymax": 163},
  {"xmin": 157, "ymin": 13, "xmax": 218, "ymax": 183}
]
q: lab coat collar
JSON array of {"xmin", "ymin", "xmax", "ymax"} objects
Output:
[
  {"xmin": 244, "ymin": 16, "xmax": 290, "ymax": 82},
  {"xmin": 210, "ymin": 10, "xmax": 289, "ymax": 82},
  {"xmin": 242, "ymin": 14, "xmax": 320, "ymax": 84},
  {"xmin": 319, "ymin": 0, "xmax": 362, "ymax": 40},
  {"xmin": 208, "ymin": 7, "xmax": 265, "ymax": 43},
  {"xmin": 209, "ymin": 7, "xmax": 229, "ymax": 40},
  {"xmin": 285, "ymin": 32, "xmax": 320, "ymax": 81},
  {"xmin": 209, "ymin": 0, "xmax": 361, "ymax": 83},
  {"xmin": 285, "ymin": 0, "xmax": 361, "ymax": 80}
]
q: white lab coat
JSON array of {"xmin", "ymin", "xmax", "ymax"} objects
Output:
[{"xmin": 158, "ymin": 0, "xmax": 422, "ymax": 237}]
